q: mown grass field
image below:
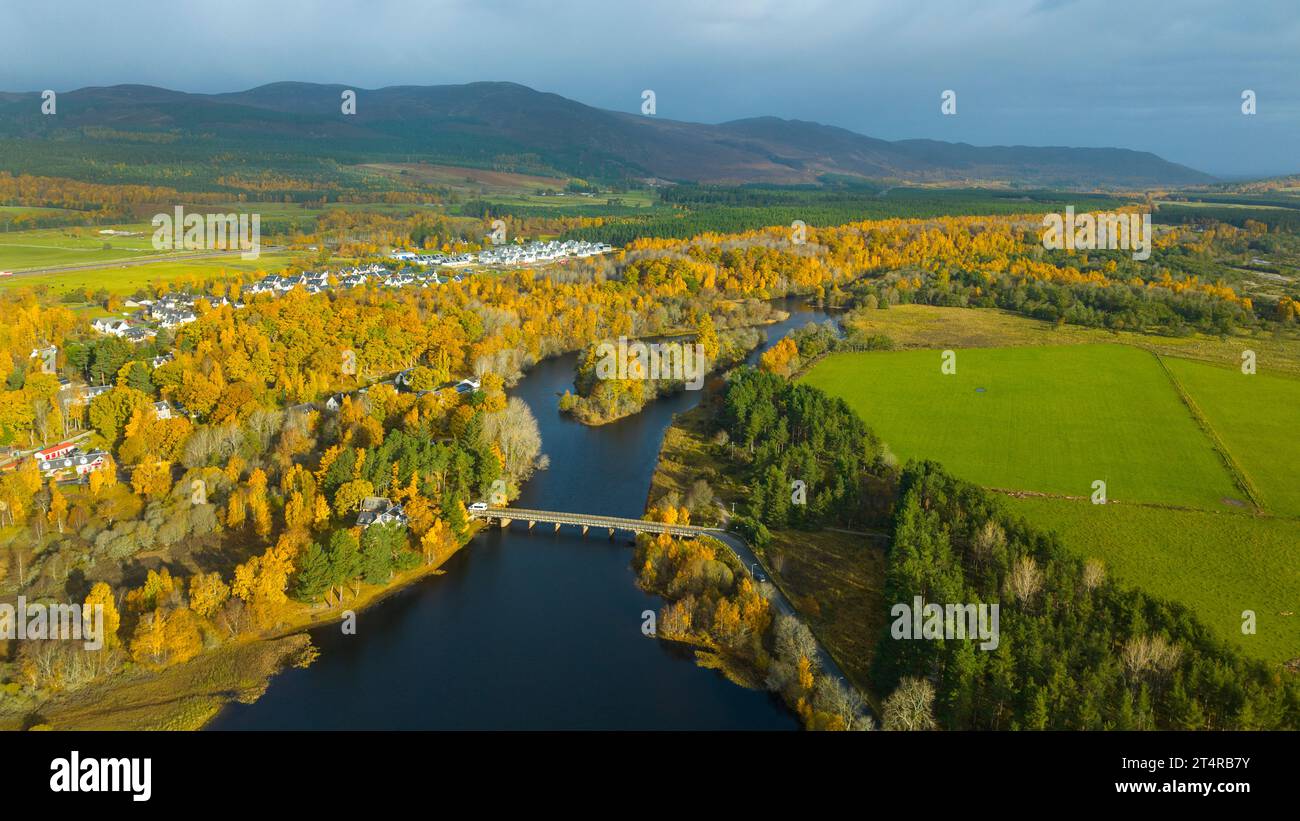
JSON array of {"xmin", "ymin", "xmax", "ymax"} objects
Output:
[
  {"xmin": 1164, "ymin": 356, "xmax": 1300, "ymax": 517},
  {"xmin": 0, "ymin": 200, "xmax": 354, "ymax": 272},
  {"xmin": 0, "ymin": 205, "xmax": 76, "ymax": 219},
  {"xmin": 0, "ymin": 224, "xmax": 160, "ymax": 269},
  {"xmin": 1004, "ymin": 497, "xmax": 1300, "ymax": 663},
  {"xmin": 802, "ymin": 343, "xmax": 1243, "ymax": 509}
]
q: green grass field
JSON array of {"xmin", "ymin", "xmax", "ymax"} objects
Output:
[
  {"xmin": 1164, "ymin": 357, "xmax": 1300, "ymax": 517},
  {"xmin": 802, "ymin": 344, "xmax": 1243, "ymax": 509},
  {"xmin": 1005, "ymin": 497, "xmax": 1300, "ymax": 663},
  {"xmin": 0, "ymin": 200, "xmax": 348, "ymax": 272},
  {"xmin": 0, "ymin": 224, "xmax": 160, "ymax": 269},
  {"xmin": 0, "ymin": 251, "xmax": 306, "ymax": 295},
  {"xmin": 802, "ymin": 335, "xmax": 1300, "ymax": 664}
]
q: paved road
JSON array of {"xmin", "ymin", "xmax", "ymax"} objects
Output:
[
  {"xmin": 707, "ymin": 529, "xmax": 852, "ymax": 687},
  {"xmin": 475, "ymin": 505, "xmax": 853, "ymax": 689}
]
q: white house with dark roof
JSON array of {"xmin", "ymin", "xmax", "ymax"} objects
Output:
[
  {"xmin": 355, "ymin": 496, "xmax": 409, "ymax": 528},
  {"xmin": 91, "ymin": 317, "xmax": 132, "ymax": 337}
]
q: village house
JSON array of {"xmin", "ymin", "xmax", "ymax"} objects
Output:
[
  {"xmin": 355, "ymin": 496, "xmax": 409, "ymax": 528},
  {"xmin": 36, "ymin": 445, "xmax": 108, "ymax": 479},
  {"xmin": 91, "ymin": 317, "xmax": 132, "ymax": 337}
]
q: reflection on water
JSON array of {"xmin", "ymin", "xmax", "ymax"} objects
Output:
[{"xmin": 209, "ymin": 300, "xmax": 834, "ymax": 729}]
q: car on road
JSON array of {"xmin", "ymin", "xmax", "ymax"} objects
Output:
[
  {"xmin": 0, "ymin": 271, "xmax": 13, "ymax": 277},
  {"xmin": 469, "ymin": 501, "xmax": 489, "ymax": 511}
]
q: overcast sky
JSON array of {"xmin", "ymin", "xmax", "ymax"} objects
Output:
[{"xmin": 2, "ymin": 0, "xmax": 1296, "ymax": 177}]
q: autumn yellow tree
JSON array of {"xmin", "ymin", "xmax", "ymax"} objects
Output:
[
  {"xmin": 188, "ymin": 571, "xmax": 231, "ymax": 619},
  {"xmin": 129, "ymin": 608, "xmax": 168, "ymax": 666},
  {"xmin": 130, "ymin": 460, "xmax": 173, "ymax": 500},
  {"xmin": 695, "ymin": 313, "xmax": 720, "ymax": 362},
  {"xmin": 163, "ymin": 608, "xmax": 202, "ymax": 665},
  {"xmin": 246, "ymin": 468, "xmax": 272, "ymax": 540},
  {"xmin": 84, "ymin": 581, "xmax": 121, "ymax": 649},
  {"xmin": 47, "ymin": 479, "xmax": 67, "ymax": 534},
  {"xmin": 87, "ymin": 455, "xmax": 120, "ymax": 499},
  {"xmin": 225, "ymin": 489, "xmax": 246, "ymax": 529},
  {"xmin": 759, "ymin": 336, "xmax": 799, "ymax": 377},
  {"xmin": 420, "ymin": 518, "xmax": 455, "ymax": 566}
]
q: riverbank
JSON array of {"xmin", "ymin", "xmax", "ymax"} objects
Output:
[
  {"xmin": 24, "ymin": 298, "xmax": 837, "ymax": 732},
  {"xmin": 645, "ymin": 401, "xmax": 887, "ymax": 715},
  {"xmin": 561, "ymin": 326, "xmax": 768, "ymax": 426},
  {"xmin": 0, "ymin": 634, "xmax": 312, "ymax": 731},
  {"xmin": 1, "ymin": 521, "xmax": 483, "ymax": 731}
]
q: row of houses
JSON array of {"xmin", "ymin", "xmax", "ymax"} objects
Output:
[
  {"xmin": 34, "ymin": 443, "xmax": 108, "ymax": 479},
  {"xmin": 477, "ymin": 239, "xmax": 612, "ymax": 266},
  {"xmin": 390, "ymin": 251, "xmax": 477, "ymax": 267},
  {"xmin": 390, "ymin": 239, "xmax": 612, "ymax": 268},
  {"xmin": 89, "ymin": 294, "xmax": 203, "ymax": 341},
  {"xmin": 90, "ymin": 243, "xmax": 598, "ymax": 345},
  {"xmin": 243, "ymin": 264, "xmax": 391, "ymax": 296}
]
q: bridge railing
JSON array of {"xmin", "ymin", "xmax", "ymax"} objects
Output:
[{"xmin": 471, "ymin": 507, "xmax": 714, "ymax": 538}]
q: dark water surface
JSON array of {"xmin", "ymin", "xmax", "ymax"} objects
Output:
[{"xmin": 209, "ymin": 300, "xmax": 836, "ymax": 729}]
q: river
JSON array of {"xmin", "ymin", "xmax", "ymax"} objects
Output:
[{"xmin": 209, "ymin": 299, "xmax": 837, "ymax": 730}]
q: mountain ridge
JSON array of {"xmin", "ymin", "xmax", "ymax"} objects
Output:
[{"xmin": 0, "ymin": 81, "xmax": 1215, "ymax": 188}]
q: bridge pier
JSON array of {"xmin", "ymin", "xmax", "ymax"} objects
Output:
[
  {"xmin": 499, "ymin": 518, "xmax": 512, "ymax": 528},
  {"xmin": 581, "ymin": 525, "xmax": 588, "ymax": 536},
  {"xmin": 527, "ymin": 520, "xmax": 535, "ymax": 530},
  {"xmin": 608, "ymin": 527, "xmax": 615, "ymax": 539},
  {"xmin": 554, "ymin": 522, "xmax": 561, "ymax": 533}
]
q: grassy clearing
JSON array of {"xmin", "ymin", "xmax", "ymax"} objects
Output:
[
  {"xmin": 763, "ymin": 529, "xmax": 887, "ymax": 699},
  {"xmin": 1164, "ymin": 357, "xmax": 1300, "ymax": 517},
  {"xmin": 802, "ymin": 344, "xmax": 1242, "ymax": 509},
  {"xmin": 843, "ymin": 304, "xmax": 1300, "ymax": 375},
  {"xmin": 0, "ymin": 205, "xmax": 76, "ymax": 218},
  {"xmin": 361, "ymin": 161, "xmax": 567, "ymax": 193},
  {"xmin": 645, "ymin": 400, "xmax": 746, "ymax": 525},
  {"xmin": 1003, "ymin": 496, "xmax": 1300, "ymax": 664}
]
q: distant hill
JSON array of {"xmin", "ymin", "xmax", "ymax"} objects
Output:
[{"xmin": 0, "ymin": 81, "xmax": 1215, "ymax": 189}]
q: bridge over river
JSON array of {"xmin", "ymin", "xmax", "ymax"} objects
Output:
[
  {"xmin": 469, "ymin": 505, "xmax": 852, "ymax": 685},
  {"xmin": 469, "ymin": 506, "xmax": 715, "ymax": 538}
]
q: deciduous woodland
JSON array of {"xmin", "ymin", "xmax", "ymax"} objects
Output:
[{"xmin": 0, "ymin": 204, "xmax": 1296, "ymax": 729}]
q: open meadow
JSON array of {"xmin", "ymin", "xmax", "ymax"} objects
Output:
[
  {"xmin": 801, "ymin": 319, "xmax": 1300, "ymax": 664},
  {"xmin": 801, "ymin": 343, "xmax": 1243, "ymax": 508},
  {"xmin": 1163, "ymin": 356, "xmax": 1300, "ymax": 517}
]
